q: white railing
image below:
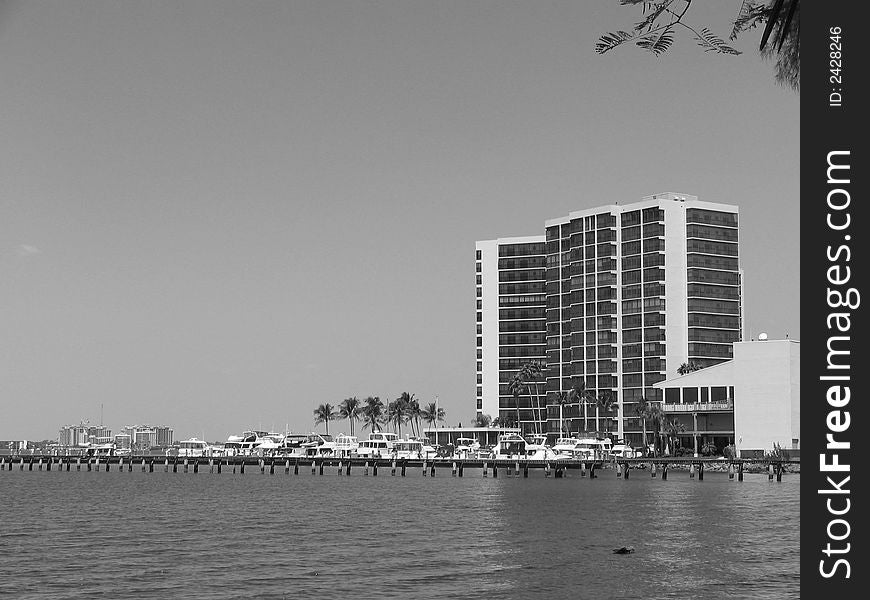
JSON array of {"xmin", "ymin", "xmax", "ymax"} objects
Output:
[{"xmin": 664, "ymin": 401, "xmax": 733, "ymax": 413}]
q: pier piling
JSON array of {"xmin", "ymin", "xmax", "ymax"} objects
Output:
[
  {"xmin": 544, "ymin": 462, "xmax": 551, "ymax": 477},
  {"xmin": 319, "ymin": 460, "xmax": 325, "ymax": 476},
  {"xmin": 105, "ymin": 460, "xmax": 110, "ymax": 472},
  {"xmin": 401, "ymin": 460, "xmax": 406, "ymax": 477},
  {"xmin": 689, "ymin": 462, "xmax": 695, "ymax": 479},
  {"xmin": 451, "ymin": 462, "xmax": 457, "ymax": 477},
  {"xmin": 173, "ymin": 461, "xmax": 178, "ymax": 473},
  {"xmin": 141, "ymin": 459, "xmax": 146, "ymax": 472},
  {"xmin": 430, "ymin": 462, "xmax": 435, "ymax": 477},
  {"xmin": 728, "ymin": 463, "xmax": 734, "ymax": 480},
  {"xmin": 698, "ymin": 462, "xmax": 704, "ymax": 481},
  {"xmin": 624, "ymin": 463, "xmax": 630, "ymax": 479},
  {"xmin": 364, "ymin": 461, "xmax": 369, "ymax": 476},
  {"xmin": 149, "ymin": 460, "xmax": 154, "ymax": 473},
  {"xmin": 294, "ymin": 459, "xmax": 299, "ymax": 475},
  {"xmin": 260, "ymin": 459, "xmax": 265, "ymax": 475},
  {"xmin": 164, "ymin": 458, "xmax": 169, "ymax": 473},
  {"xmin": 285, "ymin": 460, "xmax": 290, "ymax": 475},
  {"xmin": 46, "ymin": 459, "xmax": 51, "ymax": 472},
  {"xmin": 579, "ymin": 462, "xmax": 585, "ymax": 477},
  {"xmin": 492, "ymin": 463, "xmax": 497, "ymax": 478},
  {"xmin": 392, "ymin": 460, "xmax": 397, "ymax": 476},
  {"xmin": 311, "ymin": 461, "xmax": 317, "ymax": 475},
  {"xmin": 373, "ymin": 461, "xmax": 378, "ymax": 476},
  {"xmin": 738, "ymin": 462, "xmax": 744, "ymax": 481},
  {"xmin": 269, "ymin": 461, "xmax": 274, "ymax": 475},
  {"xmin": 651, "ymin": 462, "xmax": 657, "ymax": 478},
  {"xmin": 482, "ymin": 462, "xmax": 487, "ymax": 477},
  {"xmin": 422, "ymin": 460, "xmax": 426, "ymax": 476},
  {"xmin": 523, "ymin": 462, "xmax": 528, "ymax": 478},
  {"xmin": 193, "ymin": 460, "xmax": 199, "ymax": 474},
  {"xmin": 515, "ymin": 461, "xmax": 520, "ymax": 478},
  {"xmin": 240, "ymin": 461, "xmax": 246, "ymax": 474},
  {"xmin": 616, "ymin": 462, "xmax": 622, "ymax": 478},
  {"xmin": 28, "ymin": 459, "xmax": 33, "ymax": 471},
  {"xmin": 347, "ymin": 460, "xmax": 352, "ymax": 476},
  {"xmin": 217, "ymin": 460, "xmax": 222, "ymax": 474},
  {"xmin": 589, "ymin": 463, "xmax": 595, "ymax": 479},
  {"xmin": 661, "ymin": 463, "xmax": 668, "ymax": 480},
  {"xmin": 776, "ymin": 462, "xmax": 783, "ymax": 482},
  {"xmin": 87, "ymin": 460, "xmax": 91, "ymax": 472},
  {"xmin": 459, "ymin": 461, "xmax": 464, "ymax": 477}
]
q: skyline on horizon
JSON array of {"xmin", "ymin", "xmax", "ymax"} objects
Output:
[{"xmin": 1, "ymin": 1, "xmax": 799, "ymax": 441}]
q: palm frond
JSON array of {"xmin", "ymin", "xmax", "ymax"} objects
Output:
[
  {"xmin": 694, "ymin": 27, "xmax": 741, "ymax": 55},
  {"xmin": 636, "ymin": 30, "xmax": 674, "ymax": 56},
  {"xmin": 759, "ymin": 0, "xmax": 785, "ymax": 50},
  {"xmin": 595, "ymin": 30, "xmax": 635, "ymax": 55}
]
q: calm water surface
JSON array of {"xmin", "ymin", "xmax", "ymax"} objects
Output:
[{"xmin": 0, "ymin": 467, "xmax": 799, "ymax": 599}]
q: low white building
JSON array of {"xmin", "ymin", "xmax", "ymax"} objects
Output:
[{"xmin": 653, "ymin": 339, "xmax": 800, "ymax": 458}]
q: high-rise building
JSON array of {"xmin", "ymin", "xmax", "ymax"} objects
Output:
[
  {"xmin": 58, "ymin": 422, "xmax": 112, "ymax": 447},
  {"xmin": 475, "ymin": 236, "xmax": 547, "ymax": 430},
  {"xmin": 477, "ymin": 194, "xmax": 742, "ymax": 445}
]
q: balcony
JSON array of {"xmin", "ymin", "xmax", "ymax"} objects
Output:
[{"xmin": 663, "ymin": 400, "xmax": 733, "ymax": 413}]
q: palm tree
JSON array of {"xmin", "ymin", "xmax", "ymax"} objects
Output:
[
  {"xmin": 635, "ymin": 396, "xmax": 652, "ymax": 455},
  {"xmin": 361, "ymin": 396, "xmax": 384, "ymax": 433},
  {"xmin": 338, "ymin": 397, "xmax": 361, "ymax": 436},
  {"xmin": 472, "ymin": 413, "xmax": 492, "ymax": 428},
  {"xmin": 507, "ymin": 373, "xmax": 525, "ymax": 434},
  {"xmin": 521, "ymin": 361, "xmax": 546, "ymax": 436},
  {"xmin": 313, "ymin": 403, "xmax": 338, "ymax": 435},
  {"xmin": 421, "ymin": 401, "xmax": 446, "ymax": 434},
  {"xmin": 553, "ymin": 390, "xmax": 572, "ymax": 437},
  {"xmin": 664, "ymin": 418, "xmax": 686, "ymax": 456},
  {"xmin": 677, "ymin": 361, "xmax": 703, "ymax": 375},
  {"xmin": 594, "ymin": 392, "xmax": 619, "ymax": 436},
  {"xmin": 568, "ymin": 379, "xmax": 595, "ymax": 434},
  {"xmin": 646, "ymin": 403, "xmax": 666, "ymax": 457},
  {"xmin": 395, "ymin": 392, "xmax": 419, "ymax": 437}
]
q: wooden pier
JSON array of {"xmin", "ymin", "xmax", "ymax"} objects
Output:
[{"xmin": 0, "ymin": 455, "xmax": 798, "ymax": 481}]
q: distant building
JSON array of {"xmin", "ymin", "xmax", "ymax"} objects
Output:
[
  {"xmin": 122, "ymin": 425, "xmax": 174, "ymax": 450},
  {"xmin": 58, "ymin": 422, "xmax": 112, "ymax": 447},
  {"xmin": 653, "ymin": 339, "xmax": 800, "ymax": 457}
]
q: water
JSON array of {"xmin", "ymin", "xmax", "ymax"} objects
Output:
[{"xmin": 0, "ymin": 467, "xmax": 799, "ymax": 599}]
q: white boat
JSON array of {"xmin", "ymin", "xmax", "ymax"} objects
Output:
[
  {"xmin": 493, "ymin": 433, "xmax": 528, "ymax": 460},
  {"xmin": 611, "ymin": 443, "xmax": 637, "ymax": 459},
  {"xmin": 302, "ymin": 433, "xmax": 336, "ymax": 457},
  {"xmin": 453, "ymin": 437, "xmax": 481, "ymax": 459},
  {"xmin": 552, "ymin": 436, "xmax": 580, "ymax": 457},
  {"xmin": 392, "ymin": 439, "xmax": 425, "ymax": 459},
  {"xmin": 177, "ymin": 438, "xmax": 210, "ymax": 457},
  {"xmin": 524, "ymin": 434, "xmax": 562, "ymax": 461},
  {"xmin": 334, "ymin": 434, "xmax": 359, "ymax": 458},
  {"xmin": 355, "ymin": 431, "xmax": 398, "ymax": 458},
  {"xmin": 572, "ymin": 437, "xmax": 613, "ymax": 461},
  {"xmin": 225, "ymin": 431, "xmax": 264, "ymax": 455}
]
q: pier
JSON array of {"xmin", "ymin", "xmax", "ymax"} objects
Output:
[{"xmin": 0, "ymin": 455, "xmax": 798, "ymax": 481}]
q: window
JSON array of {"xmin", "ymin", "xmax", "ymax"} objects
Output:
[
  {"xmin": 682, "ymin": 387, "xmax": 698, "ymax": 403},
  {"xmin": 476, "ymin": 324, "xmax": 482, "ymax": 334},
  {"xmin": 621, "ymin": 210, "xmax": 641, "ymax": 227},
  {"xmin": 476, "ymin": 275, "xmax": 482, "ymax": 285},
  {"xmin": 476, "ymin": 262, "xmax": 481, "ymax": 272},
  {"xmin": 476, "ymin": 311, "xmax": 482, "ymax": 322},
  {"xmin": 622, "ymin": 241, "xmax": 641, "ymax": 256},
  {"xmin": 711, "ymin": 386, "xmax": 728, "ymax": 402},
  {"xmin": 477, "ymin": 300, "xmax": 482, "ymax": 309},
  {"xmin": 477, "ymin": 374, "xmax": 482, "ymax": 384},
  {"xmin": 665, "ymin": 388, "xmax": 680, "ymax": 404},
  {"xmin": 642, "ymin": 207, "xmax": 664, "ymax": 223},
  {"xmin": 476, "ymin": 250, "xmax": 482, "ymax": 260}
]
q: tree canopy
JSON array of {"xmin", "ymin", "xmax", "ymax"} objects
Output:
[{"xmin": 597, "ymin": 0, "xmax": 799, "ymax": 90}]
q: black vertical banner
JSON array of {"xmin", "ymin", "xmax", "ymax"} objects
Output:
[{"xmin": 802, "ymin": 1, "xmax": 866, "ymax": 596}]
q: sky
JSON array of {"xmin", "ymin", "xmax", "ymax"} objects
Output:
[{"xmin": 0, "ymin": 0, "xmax": 799, "ymax": 441}]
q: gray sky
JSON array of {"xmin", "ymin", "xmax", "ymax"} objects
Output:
[{"xmin": 1, "ymin": 1, "xmax": 798, "ymax": 441}]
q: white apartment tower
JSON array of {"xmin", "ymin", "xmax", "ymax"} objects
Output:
[{"xmin": 477, "ymin": 194, "xmax": 742, "ymax": 445}]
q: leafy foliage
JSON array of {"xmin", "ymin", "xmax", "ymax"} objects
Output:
[
  {"xmin": 694, "ymin": 27, "xmax": 740, "ymax": 55},
  {"xmin": 598, "ymin": 0, "xmax": 799, "ymax": 89}
]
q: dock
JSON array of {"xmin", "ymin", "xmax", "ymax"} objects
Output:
[{"xmin": 0, "ymin": 455, "xmax": 799, "ymax": 481}]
